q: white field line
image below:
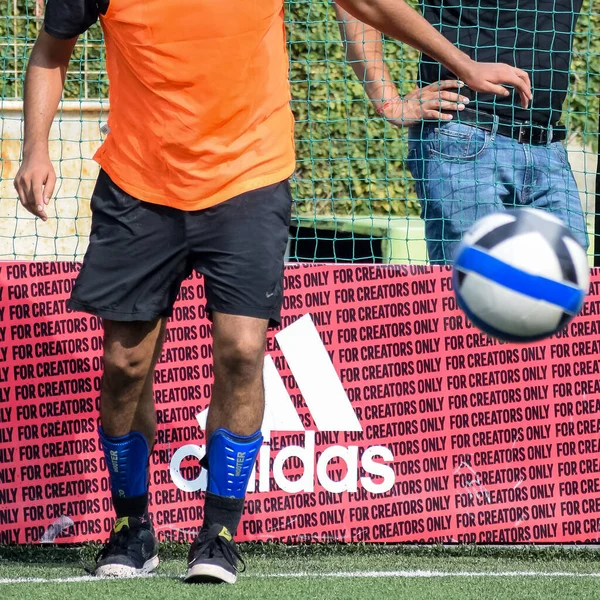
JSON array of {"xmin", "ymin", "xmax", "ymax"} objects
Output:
[
  {"xmin": 0, "ymin": 573, "xmax": 168, "ymax": 584},
  {"xmin": 260, "ymin": 570, "xmax": 600, "ymax": 578},
  {"xmin": 4, "ymin": 570, "xmax": 600, "ymax": 584}
]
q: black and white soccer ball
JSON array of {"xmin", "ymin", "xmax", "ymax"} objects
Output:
[{"xmin": 453, "ymin": 208, "xmax": 589, "ymax": 342}]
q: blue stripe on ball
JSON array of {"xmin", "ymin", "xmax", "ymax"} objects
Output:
[
  {"xmin": 454, "ymin": 287, "xmax": 566, "ymax": 343},
  {"xmin": 455, "ymin": 245, "xmax": 585, "ymax": 315}
]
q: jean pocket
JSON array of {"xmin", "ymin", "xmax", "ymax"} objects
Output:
[{"xmin": 428, "ymin": 122, "xmax": 490, "ymax": 161}]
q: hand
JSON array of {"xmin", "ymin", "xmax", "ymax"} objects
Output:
[
  {"xmin": 456, "ymin": 60, "xmax": 532, "ymax": 108},
  {"xmin": 14, "ymin": 150, "xmax": 56, "ymax": 222},
  {"xmin": 379, "ymin": 80, "xmax": 469, "ymax": 127}
]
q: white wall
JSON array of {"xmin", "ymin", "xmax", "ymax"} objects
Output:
[{"xmin": 0, "ymin": 101, "xmax": 106, "ymax": 260}]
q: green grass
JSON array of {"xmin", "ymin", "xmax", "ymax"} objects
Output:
[{"xmin": 1, "ymin": 545, "xmax": 600, "ymax": 599}]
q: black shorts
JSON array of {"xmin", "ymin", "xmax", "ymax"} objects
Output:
[{"xmin": 67, "ymin": 170, "xmax": 292, "ymax": 325}]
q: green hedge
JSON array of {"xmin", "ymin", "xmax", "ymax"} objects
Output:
[{"xmin": 1, "ymin": 0, "xmax": 598, "ymax": 217}]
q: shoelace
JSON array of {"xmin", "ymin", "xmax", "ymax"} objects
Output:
[{"xmin": 193, "ymin": 532, "xmax": 246, "ymax": 574}]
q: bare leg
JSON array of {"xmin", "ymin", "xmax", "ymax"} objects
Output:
[
  {"xmin": 205, "ymin": 312, "xmax": 269, "ymax": 439},
  {"xmin": 101, "ymin": 318, "xmax": 167, "ymax": 448}
]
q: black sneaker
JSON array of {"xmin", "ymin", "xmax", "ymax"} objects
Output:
[
  {"xmin": 95, "ymin": 516, "xmax": 159, "ymax": 578},
  {"xmin": 184, "ymin": 524, "xmax": 245, "ymax": 584}
]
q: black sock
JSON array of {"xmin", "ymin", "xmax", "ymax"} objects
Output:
[
  {"xmin": 203, "ymin": 492, "xmax": 245, "ymax": 536},
  {"xmin": 112, "ymin": 492, "xmax": 149, "ymax": 520}
]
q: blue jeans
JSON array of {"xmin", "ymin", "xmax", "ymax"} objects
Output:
[{"xmin": 406, "ymin": 120, "xmax": 589, "ymax": 264}]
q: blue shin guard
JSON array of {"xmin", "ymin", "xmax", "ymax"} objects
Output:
[
  {"xmin": 99, "ymin": 427, "xmax": 149, "ymax": 499},
  {"xmin": 206, "ymin": 428, "xmax": 262, "ymax": 498}
]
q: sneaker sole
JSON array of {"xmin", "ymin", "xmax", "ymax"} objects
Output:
[
  {"xmin": 184, "ymin": 564, "xmax": 237, "ymax": 584},
  {"xmin": 95, "ymin": 555, "xmax": 160, "ymax": 578}
]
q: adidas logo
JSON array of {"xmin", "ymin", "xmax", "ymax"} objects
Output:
[{"xmin": 169, "ymin": 315, "xmax": 395, "ymax": 495}]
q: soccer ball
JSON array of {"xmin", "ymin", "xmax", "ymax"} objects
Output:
[{"xmin": 452, "ymin": 208, "xmax": 589, "ymax": 342}]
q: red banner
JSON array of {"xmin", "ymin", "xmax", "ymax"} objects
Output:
[{"xmin": 1, "ymin": 262, "xmax": 599, "ymax": 544}]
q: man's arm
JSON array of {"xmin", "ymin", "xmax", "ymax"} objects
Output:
[
  {"xmin": 336, "ymin": 8, "xmax": 398, "ymax": 112},
  {"xmin": 15, "ymin": 0, "xmax": 98, "ymax": 221},
  {"xmin": 335, "ymin": 0, "xmax": 532, "ymax": 107},
  {"xmin": 336, "ymin": 5, "xmax": 469, "ymax": 125},
  {"xmin": 13, "ymin": 31, "xmax": 76, "ymax": 222}
]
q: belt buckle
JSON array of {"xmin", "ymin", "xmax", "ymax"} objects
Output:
[
  {"xmin": 533, "ymin": 126, "xmax": 547, "ymax": 144},
  {"xmin": 517, "ymin": 123, "xmax": 549, "ymax": 145},
  {"xmin": 517, "ymin": 124, "xmax": 529, "ymax": 144}
]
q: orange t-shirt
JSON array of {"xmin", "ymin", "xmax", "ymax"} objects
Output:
[{"xmin": 93, "ymin": 0, "xmax": 296, "ymax": 210}]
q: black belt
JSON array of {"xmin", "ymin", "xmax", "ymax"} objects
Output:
[{"xmin": 449, "ymin": 107, "xmax": 566, "ymax": 145}]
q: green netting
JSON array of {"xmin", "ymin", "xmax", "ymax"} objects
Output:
[{"xmin": 0, "ymin": 0, "xmax": 598, "ymax": 264}]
